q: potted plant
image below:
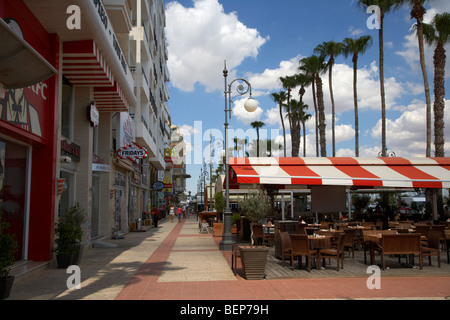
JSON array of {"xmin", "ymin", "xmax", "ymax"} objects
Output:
[
  {"xmin": 0, "ymin": 211, "xmax": 18, "ymax": 300},
  {"xmin": 231, "ymin": 213, "xmax": 241, "ymax": 234},
  {"xmin": 237, "ymin": 191, "xmax": 271, "ymax": 280},
  {"xmin": 54, "ymin": 204, "xmax": 85, "ymax": 268},
  {"xmin": 212, "ymin": 192, "xmax": 226, "ymax": 237}
]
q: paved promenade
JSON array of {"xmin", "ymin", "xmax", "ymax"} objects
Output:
[{"xmin": 7, "ymin": 217, "xmax": 450, "ymax": 302}]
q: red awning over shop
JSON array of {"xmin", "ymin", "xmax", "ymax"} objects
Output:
[
  {"xmin": 229, "ymin": 157, "xmax": 450, "ymax": 189},
  {"xmin": 63, "ymin": 40, "xmax": 129, "ymax": 112}
]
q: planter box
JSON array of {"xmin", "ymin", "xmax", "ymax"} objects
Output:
[
  {"xmin": 238, "ymin": 246, "xmax": 269, "ymax": 280},
  {"xmin": 213, "ymin": 223, "xmax": 224, "ymax": 237},
  {"xmin": 213, "ymin": 223, "xmax": 238, "ymax": 237},
  {"xmin": 0, "ymin": 276, "xmax": 15, "ymax": 300}
]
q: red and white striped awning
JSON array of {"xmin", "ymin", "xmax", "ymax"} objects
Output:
[
  {"xmin": 94, "ymin": 82, "xmax": 130, "ymax": 112},
  {"xmin": 229, "ymin": 157, "xmax": 450, "ymax": 189},
  {"xmin": 63, "ymin": 40, "xmax": 129, "ymax": 112}
]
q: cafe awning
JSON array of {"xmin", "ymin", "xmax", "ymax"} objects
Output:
[
  {"xmin": 229, "ymin": 157, "xmax": 450, "ymax": 189},
  {"xmin": 0, "ymin": 17, "xmax": 57, "ymax": 89}
]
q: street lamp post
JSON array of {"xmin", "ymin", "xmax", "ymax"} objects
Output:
[{"xmin": 220, "ymin": 61, "xmax": 258, "ymax": 251}]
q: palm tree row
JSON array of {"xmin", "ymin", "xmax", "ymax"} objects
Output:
[{"xmin": 270, "ymin": 1, "xmax": 449, "ymax": 159}]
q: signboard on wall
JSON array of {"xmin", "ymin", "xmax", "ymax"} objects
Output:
[
  {"xmin": 311, "ymin": 186, "xmax": 347, "ymax": 213},
  {"xmin": 118, "ymin": 142, "xmax": 147, "ymax": 162},
  {"xmin": 116, "ymin": 112, "xmax": 135, "ymax": 149},
  {"xmin": 0, "ymin": 2, "xmax": 58, "ymax": 142}
]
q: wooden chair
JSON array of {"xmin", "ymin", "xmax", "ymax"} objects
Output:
[
  {"xmin": 363, "ymin": 229, "xmax": 379, "ymax": 264},
  {"xmin": 319, "ymin": 233, "xmax": 345, "ymax": 271},
  {"xmin": 343, "ymin": 229, "xmax": 355, "ymax": 258},
  {"xmin": 374, "ymin": 221, "xmax": 383, "ymax": 230},
  {"xmin": 279, "ymin": 231, "xmax": 291, "ymax": 267},
  {"xmin": 415, "ymin": 225, "xmax": 431, "ymax": 242},
  {"xmin": 289, "ymin": 234, "xmax": 318, "ymax": 272},
  {"xmin": 251, "ymin": 224, "xmax": 272, "ymax": 246},
  {"xmin": 430, "ymin": 225, "xmax": 446, "ymax": 250},
  {"xmin": 421, "ymin": 230, "xmax": 441, "ymax": 267},
  {"xmin": 381, "ymin": 234, "xmax": 423, "ymax": 270},
  {"xmin": 231, "ymin": 244, "xmax": 241, "ymax": 275},
  {"xmin": 298, "ymin": 224, "xmax": 307, "ymax": 235}
]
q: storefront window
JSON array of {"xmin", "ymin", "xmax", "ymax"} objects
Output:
[{"xmin": 0, "ymin": 138, "xmax": 28, "ymax": 260}]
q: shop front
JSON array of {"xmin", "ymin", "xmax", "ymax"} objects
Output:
[{"xmin": 0, "ymin": 0, "xmax": 59, "ymax": 261}]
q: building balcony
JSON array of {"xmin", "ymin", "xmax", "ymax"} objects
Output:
[
  {"xmin": 136, "ymin": 120, "xmax": 157, "ymax": 158},
  {"xmin": 104, "ymin": 0, "xmax": 133, "ymax": 34}
]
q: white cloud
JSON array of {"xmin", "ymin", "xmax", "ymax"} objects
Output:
[
  {"xmin": 246, "ymin": 56, "xmax": 303, "ymax": 94},
  {"xmin": 368, "ymin": 99, "xmax": 450, "ymax": 157},
  {"xmin": 166, "ymin": 0, "xmax": 268, "ymax": 92}
]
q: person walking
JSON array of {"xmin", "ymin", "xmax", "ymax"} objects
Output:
[
  {"xmin": 151, "ymin": 206, "xmax": 159, "ymax": 228},
  {"xmin": 177, "ymin": 206, "xmax": 182, "ymax": 223},
  {"xmin": 169, "ymin": 205, "xmax": 175, "ymax": 223}
]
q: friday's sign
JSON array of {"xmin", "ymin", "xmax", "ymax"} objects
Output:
[{"xmin": 118, "ymin": 142, "xmax": 147, "ymax": 162}]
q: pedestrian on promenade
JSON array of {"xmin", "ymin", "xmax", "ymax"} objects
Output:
[
  {"xmin": 177, "ymin": 206, "xmax": 182, "ymax": 223},
  {"xmin": 169, "ymin": 205, "xmax": 175, "ymax": 223},
  {"xmin": 152, "ymin": 206, "xmax": 159, "ymax": 228}
]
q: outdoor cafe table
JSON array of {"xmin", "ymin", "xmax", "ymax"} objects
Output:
[{"xmin": 308, "ymin": 234, "xmax": 332, "ymax": 268}]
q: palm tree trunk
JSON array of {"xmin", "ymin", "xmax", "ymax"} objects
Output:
[
  {"xmin": 329, "ymin": 62, "xmax": 336, "ymax": 157},
  {"xmin": 256, "ymin": 128, "xmax": 260, "ymax": 158},
  {"xmin": 302, "ymin": 120, "xmax": 307, "ymax": 157},
  {"xmin": 279, "ymin": 102, "xmax": 287, "ymax": 157},
  {"xmin": 434, "ymin": 43, "xmax": 446, "ymax": 157},
  {"xmin": 353, "ymin": 55, "xmax": 360, "ymax": 157},
  {"xmin": 379, "ymin": 14, "xmax": 387, "ymax": 157},
  {"xmin": 316, "ymin": 74, "xmax": 327, "ymax": 157},
  {"xmin": 416, "ymin": 21, "xmax": 433, "ymax": 157},
  {"xmin": 311, "ymin": 77, "xmax": 319, "ymax": 157}
]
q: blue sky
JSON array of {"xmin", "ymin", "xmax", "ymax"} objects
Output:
[{"xmin": 164, "ymin": 0, "xmax": 450, "ymax": 197}]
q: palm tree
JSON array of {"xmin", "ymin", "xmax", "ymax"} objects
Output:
[
  {"xmin": 251, "ymin": 121, "xmax": 265, "ymax": 157},
  {"xmin": 271, "ymin": 91, "xmax": 288, "ymax": 157},
  {"xmin": 280, "ymin": 75, "xmax": 301, "ymax": 157},
  {"xmin": 423, "ymin": 13, "xmax": 450, "ymax": 157},
  {"xmin": 286, "ymin": 99, "xmax": 303, "ymax": 157},
  {"xmin": 314, "ymin": 41, "xmax": 344, "ymax": 157},
  {"xmin": 343, "ymin": 35, "xmax": 373, "ymax": 157},
  {"xmin": 408, "ymin": 0, "xmax": 433, "ymax": 157},
  {"xmin": 298, "ymin": 102, "xmax": 312, "ymax": 157},
  {"xmin": 300, "ymin": 55, "xmax": 328, "ymax": 157},
  {"xmin": 233, "ymin": 138, "xmax": 248, "ymax": 157},
  {"xmin": 358, "ymin": 0, "xmax": 400, "ymax": 157}
]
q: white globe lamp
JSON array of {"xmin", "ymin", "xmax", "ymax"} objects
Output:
[{"xmin": 244, "ymin": 97, "xmax": 258, "ymax": 113}]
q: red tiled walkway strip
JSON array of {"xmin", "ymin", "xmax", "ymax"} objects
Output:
[{"xmin": 115, "ymin": 221, "xmax": 184, "ymax": 300}]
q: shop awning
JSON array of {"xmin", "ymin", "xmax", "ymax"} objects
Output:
[
  {"xmin": 63, "ymin": 40, "xmax": 114, "ymax": 87},
  {"xmin": 0, "ymin": 18, "xmax": 57, "ymax": 89},
  {"xmin": 63, "ymin": 40, "xmax": 131, "ymax": 112},
  {"xmin": 229, "ymin": 157, "xmax": 450, "ymax": 189},
  {"xmin": 94, "ymin": 82, "xmax": 129, "ymax": 112}
]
